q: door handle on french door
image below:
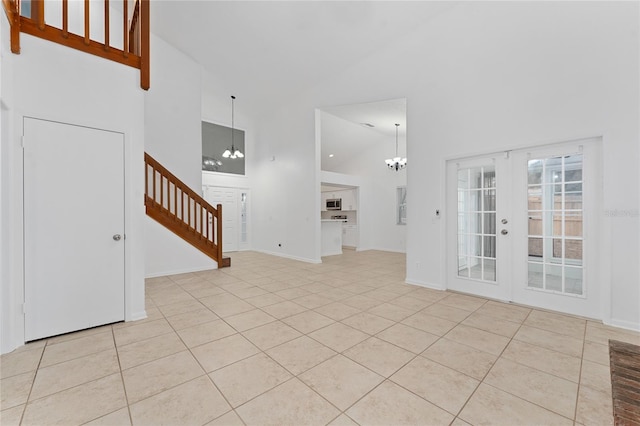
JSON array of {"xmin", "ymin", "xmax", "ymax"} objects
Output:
[
  {"xmin": 113, "ymin": 234, "xmax": 122, "ymax": 241},
  {"xmin": 501, "ymin": 229, "xmax": 508, "ymax": 235}
]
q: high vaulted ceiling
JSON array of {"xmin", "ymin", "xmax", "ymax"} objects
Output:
[
  {"xmin": 151, "ymin": 2, "xmax": 455, "ymax": 170},
  {"xmin": 151, "ymin": 1, "xmax": 458, "ymax": 114}
]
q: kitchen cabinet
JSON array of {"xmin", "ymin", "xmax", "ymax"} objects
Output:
[
  {"xmin": 342, "ymin": 224, "xmax": 358, "ymax": 248},
  {"xmin": 321, "ymin": 188, "xmax": 357, "ymax": 211},
  {"xmin": 321, "ymin": 220, "xmax": 343, "ymax": 256},
  {"xmin": 340, "ymin": 189, "xmax": 356, "ymax": 211}
]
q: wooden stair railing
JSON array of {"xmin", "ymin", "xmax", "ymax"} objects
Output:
[
  {"xmin": 2, "ymin": 0, "xmax": 149, "ymax": 90},
  {"xmin": 145, "ymin": 153, "xmax": 230, "ymax": 268}
]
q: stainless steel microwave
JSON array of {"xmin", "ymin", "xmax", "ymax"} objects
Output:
[{"xmin": 326, "ymin": 199, "xmax": 342, "ymax": 210}]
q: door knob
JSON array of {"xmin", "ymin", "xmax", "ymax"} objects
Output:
[
  {"xmin": 501, "ymin": 229, "xmax": 508, "ymax": 235},
  {"xmin": 501, "ymin": 218, "xmax": 508, "ymax": 224},
  {"xmin": 113, "ymin": 234, "xmax": 122, "ymax": 241}
]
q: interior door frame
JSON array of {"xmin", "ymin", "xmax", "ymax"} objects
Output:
[
  {"xmin": 443, "ymin": 136, "xmax": 604, "ymax": 320},
  {"xmin": 1, "ymin": 112, "xmax": 145, "ymax": 353}
]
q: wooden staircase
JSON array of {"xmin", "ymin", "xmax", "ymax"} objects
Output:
[
  {"xmin": 2, "ymin": 0, "xmax": 150, "ymax": 90},
  {"xmin": 145, "ymin": 153, "xmax": 230, "ymax": 268}
]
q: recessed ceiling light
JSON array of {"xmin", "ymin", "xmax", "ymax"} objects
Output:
[
  {"xmin": 329, "ymin": 154, "xmax": 334, "ymax": 158},
  {"xmin": 360, "ymin": 123, "xmax": 375, "ymax": 128}
]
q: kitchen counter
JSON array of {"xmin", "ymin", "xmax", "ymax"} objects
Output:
[{"xmin": 321, "ymin": 220, "xmax": 342, "ymax": 256}]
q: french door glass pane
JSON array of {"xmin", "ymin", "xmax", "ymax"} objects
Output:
[
  {"xmin": 527, "ymin": 154, "xmax": 584, "ymax": 295},
  {"xmin": 565, "ymin": 266, "xmax": 583, "ymax": 295},
  {"xmin": 528, "ymin": 186, "xmax": 542, "ymax": 210},
  {"xmin": 528, "ymin": 262, "xmax": 544, "ymax": 288},
  {"xmin": 528, "ymin": 213, "xmax": 542, "ymax": 236},
  {"xmin": 565, "ymin": 212, "xmax": 582, "ymax": 237},
  {"xmin": 483, "ymin": 259, "xmax": 496, "ymax": 281},
  {"xmin": 457, "ymin": 165, "xmax": 497, "ymax": 282},
  {"xmin": 484, "ymin": 213, "xmax": 496, "ymax": 234}
]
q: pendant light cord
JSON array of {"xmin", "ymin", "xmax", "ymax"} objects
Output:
[{"xmin": 231, "ymin": 95, "xmax": 236, "ymax": 151}]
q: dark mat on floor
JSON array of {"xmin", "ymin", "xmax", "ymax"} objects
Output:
[{"xmin": 610, "ymin": 339, "xmax": 640, "ymax": 426}]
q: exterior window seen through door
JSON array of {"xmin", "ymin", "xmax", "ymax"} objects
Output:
[
  {"xmin": 457, "ymin": 166, "xmax": 497, "ymax": 282},
  {"xmin": 527, "ymin": 154, "xmax": 584, "ymax": 295}
]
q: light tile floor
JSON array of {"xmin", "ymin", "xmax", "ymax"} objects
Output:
[{"xmin": 2, "ymin": 250, "xmax": 639, "ymax": 425}]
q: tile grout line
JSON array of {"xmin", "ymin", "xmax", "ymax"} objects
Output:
[
  {"xmin": 101, "ymin": 326, "xmax": 133, "ymax": 425},
  {"xmin": 17, "ymin": 335, "xmax": 49, "ymax": 425},
  {"xmin": 572, "ymin": 317, "xmax": 589, "ymax": 425},
  {"xmin": 452, "ymin": 305, "xmax": 534, "ymax": 423},
  {"xmin": 137, "ymin": 287, "xmax": 246, "ymax": 425},
  {"xmin": 455, "ymin": 306, "xmax": 581, "ymax": 424}
]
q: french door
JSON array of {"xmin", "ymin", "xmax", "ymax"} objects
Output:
[
  {"xmin": 446, "ymin": 155, "xmax": 511, "ymax": 301},
  {"xmin": 447, "ymin": 139, "xmax": 601, "ymax": 318}
]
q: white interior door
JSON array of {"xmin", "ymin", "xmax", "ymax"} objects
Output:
[
  {"xmin": 204, "ymin": 187, "xmax": 238, "ymax": 252},
  {"xmin": 447, "ymin": 139, "xmax": 601, "ymax": 319},
  {"xmin": 446, "ymin": 155, "xmax": 511, "ymax": 301},
  {"xmin": 24, "ymin": 118, "xmax": 125, "ymax": 341}
]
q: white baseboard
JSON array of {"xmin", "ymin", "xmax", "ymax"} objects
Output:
[
  {"xmin": 405, "ymin": 278, "xmax": 446, "ymax": 291},
  {"xmin": 255, "ymin": 250, "xmax": 321, "ymax": 264},
  {"xmin": 128, "ymin": 310, "xmax": 148, "ymax": 322},
  {"xmin": 355, "ymin": 246, "xmax": 406, "ymax": 254},
  {"xmin": 144, "ymin": 265, "xmax": 218, "ymax": 279},
  {"xmin": 604, "ymin": 317, "xmax": 640, "ymax": 332}
]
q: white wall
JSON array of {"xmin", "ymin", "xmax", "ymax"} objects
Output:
[
  {"xmin": 143, "ymin": 34, "xmax": 217, "ymax": 276},
  {"xmin": 144, "ymin": 217, "xmax": 216, "ymax": 277},
  {"xmin": 253, "ymin": 101, "xmax": 320, "ymax": 263},
  {"xmin": 0, "ymin": 29, "xmax": 146, "ymax": 353},
  {"xmin": 252, "ymin": 2, "xmax": 639, "ymax": 329},
  {"xmin": 145, "ymin": 34, "xmax": 202, "ymax": 191},
  {"xmin": 320, "ymin": 112, "xmax": 407, "ymax": 253},
  {"xmin": 201, "ymin": 69, "xmax": 255, "ymax": 192}
]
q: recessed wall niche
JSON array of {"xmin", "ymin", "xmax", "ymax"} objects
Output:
[{"xmin": 202, "ymin": 121, "xmax": 245, "ymax": 175}]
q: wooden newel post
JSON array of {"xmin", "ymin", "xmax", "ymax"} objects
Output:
[
  {"xmin": 140, "ymin": 0, "xmax": 150, "ymax": 90},
  {"xmin": 216, "ymin": 204, "xmax": 223, "ymax": 267},
  {"xmin": 3, "ymin": 0, "xmax": 21, "ymax": 52}
]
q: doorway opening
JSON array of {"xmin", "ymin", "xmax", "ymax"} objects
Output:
[{"xmin": 316, "ymin": 98, "xmax": 408, "ymax": 260}]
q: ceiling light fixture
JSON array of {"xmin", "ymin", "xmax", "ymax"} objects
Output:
[
  {"xmin": 202, "ymin": 156, "xmax": 223, "ymax": 172},
  {"xmin": 222, "ymin": 95, "xmax": 244, "ymax": 159},
  {"xmin": 385, "ymin": 123, "xmax": 407, "ymax": 171},
  {"xmin": 329, "ymin": 154, "xmax": 334, "ymax": 158}
]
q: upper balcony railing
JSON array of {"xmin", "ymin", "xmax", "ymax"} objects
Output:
[{"xmin": 2, "ymin": 0, "xmax": 149, "ymax": 89}]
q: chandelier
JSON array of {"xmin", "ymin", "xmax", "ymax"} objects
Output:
[
  {"xmin": 222, "ymin": 95, "xmax": 244, "ymax": 159},
  {"xmin": 202, "ymin": 156, "xmax": 222, "ymax": 172},
  {"xmin": 385, "ymin": 123, "xmax": 406, "ymax": 171}
]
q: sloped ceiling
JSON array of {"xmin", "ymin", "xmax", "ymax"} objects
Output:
[
  {"xmin": 320, "ymin": 98, "xmax": 406, "ymax": 172},
  {"xmin": 150, "ymin": 1, "xmax": 457, "ymax": 114}
]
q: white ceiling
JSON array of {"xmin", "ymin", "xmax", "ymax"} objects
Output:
[
  {"xmin": 322, "ymin": 98, "xmax": 406, "ymax": 138},
  {"xmin": 150, "ymin": 1, "xmax": 458, "ymax": 114},
  {"xmin": 150, "ymin": 2, "xmax": 445, "ymax": 171},
  {"xmin": 320, "ymin": 98, "xmax": 406, "ymax": 172},
  {"xmin": 321, "ymin": 184, "xmax": 355, "ymax": 193}
]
